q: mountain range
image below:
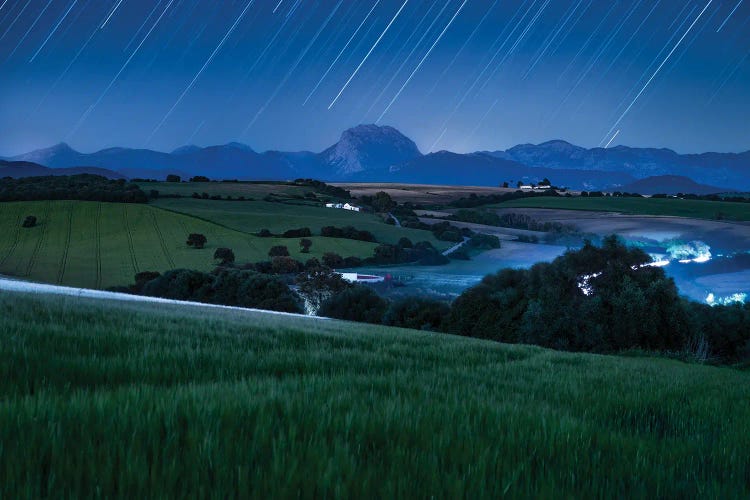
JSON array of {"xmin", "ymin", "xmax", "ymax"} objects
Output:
[{"xmin": 3, "ymin": 125, "xmax": 748, "ymax": 192}]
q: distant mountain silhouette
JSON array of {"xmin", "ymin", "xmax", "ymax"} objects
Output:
[
  {"xmin": 380, "ymin": 151, "xmax": 636, "ymax": 189},
  {"xmin": 620, "ymin": 175, "xmax": 726, "ymax": 195},
  {"xmin": 486, "ymin": 140, "xmax": 748, "ymax": 189},
  {"xmin": 319, "ymin": 124, "xmax": 421, "ymax": 175},
  {"xmin": 5, "ymin": 125, "xmax": 748, "ymax": 191},
  {"xmin": 0, "ymin": 159, "xmax": 124, "ymax": 179}
]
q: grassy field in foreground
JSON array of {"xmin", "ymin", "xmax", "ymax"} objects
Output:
[
  {"xmin": 495, "ymin": 196, "xmax": 750, "ymax": 221},
  {"xmin": 0, "ymin": 201, "xmax": 376, "ymax": 289},
  {"xmin": 155, "ymin": 197, "xmax": 447, "ymax": 247},
  {"xmin": 1, "ymin": 292, "xmax": 749, "ymax": 498}
]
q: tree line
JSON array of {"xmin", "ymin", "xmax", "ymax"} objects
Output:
[
  {"xmin": 0, "ymin": 175, "xmax": 148, "ymax": 203},
  {"xmin": 118, "ymin": 236, "xmax": 750, "ymax": 365}
]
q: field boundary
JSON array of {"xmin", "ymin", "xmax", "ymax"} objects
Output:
[
  {"xmin": 123, "ymin": 205, "xmax": 140, "ymax": 274},
  {"xmin": 0, "ymin": 205, "xmax": 24, "ymax": 268},
  {"xmin": 25, "ymin": 201, "xmax": 51, "ymax": 278},
  {"xmin": 56, "ymin": 202, "xmax": 75, "ymax": 284},
  {"xmin": 95, "ymin": 203, "xmax": 102, "ymax": 289},
  {"xmin": 150, "ymin": 210, "xmax": 175, "ymax": 268}
]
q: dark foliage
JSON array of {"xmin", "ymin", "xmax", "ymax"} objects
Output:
[
  {"xmin": 382, "ymin": 298, "xmax": 450, "ymax": 332},
  {"xmin": 257, "ymin": 229, "xmax": 273, "ymax": 237},
  {"xmin": 450, "ymin": 189, "xmax": 559, "ymax": 209},
  {"xmin": 466, "ymin": 233, "xmax": 501, "ymax": 250},
  {"xmin": 319, "ymin": 286, "xmax": 388, "ymax": 324},
  {"xmin": 299, "ymin": 238, "xmax": 312, "ymax": 253},
  {"xmin": 444, "ymin": 237, "xmax": 748, "ymax": 361},
  {"xmin": 322, "ymin": 252, "xmax": 344, "ymax": 268},
  {"xmin": 21, "ymin": 216, "xmax": 37, "ymax": 228},
  {"xmin": 186, "ymin": 233, "xmax": 207, "ymax": 249},
  {"xmin": 320, "ymin": 226, "xmax": 376, "ymax": 242},
  {"xmin": 189, "ymin": 176, "xmax": 210, "ymax": 182},
  {"xmin": 166, "ymin": 174, "xmax": 181, "ymax": 182},
  {"xmin": 0, "ymin": 175, "xmax": 148, "ymax": 203},
  {"xmin": 268, "ymin": 245, "xmax": 290, "ymax": 257},
  {"xmin": 359, "ymin": 191, "xmax": 396, "ymax": 213},
  {"xmin": 366, "ymin": 240, "xmax": 449, "ymax": 266},
  {"xmin": 139, "ymin": 268, "xmax": 302, "ymax": 313},
  {"xmin": 296, "ymin": 266, "xmax": 351, "ymax": 313},
  {"xmin": 293, "ymin": 179, "xmax": 351, "ymax": 199},
  {"xmin": 271, "ymin": 256, "xmax": 303, "ymax": 274},
  {"xmin": 282, "ymin": 227, "xmax": 312, "ymax": 238},
  {"xmin": 452, "ymin": 210, "xmax": 578, "ymax": 234},
  {"xmin": 213, "ymin": 248, "xmax": 235, "ymax": 266}
]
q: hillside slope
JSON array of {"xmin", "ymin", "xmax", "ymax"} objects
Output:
[
  {"xmin": 1, "ymin": 291, "xmax": 749, "ymax": 497},
  {"xmin": 0, "ymin": 200, "xmax": 376, "ymax": 289}
]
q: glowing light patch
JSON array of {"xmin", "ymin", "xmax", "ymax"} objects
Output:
[
  {"xmin": 645, "ymin": 259, "xmax": 670, "ymax": 267},
  {"xmin": 577, "ymin": 272, "xmax": 602, "ymax": 296},
  {"xmin": 706, "ymin": 292, "xmax": 747, "ymax": 306},
  {"xmin": 666, "ymin": 241, "xmax": 712, "ymax": 264}
]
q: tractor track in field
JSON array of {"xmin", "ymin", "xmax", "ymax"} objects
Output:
[
  {"xmin": 95, "ymin": 203, "xmax": 103, "ymax": 289},
  {"xmin": 25, "ymin": 201, "xmax": 52, "ymax": 278},
  {"xmin": 0, "ymin": 206, "xmax": 24, "ymax": 268},
  {"xmin": 150, "ymin": 210, "xmax": 175, "ymax": 268},
  {"xmin": 123, "ymin": 205, "xmax": 140, "ymax": 275},
  {"xmin": 56, "ymin": 202, "xmax": 75, "ymax": 284}
]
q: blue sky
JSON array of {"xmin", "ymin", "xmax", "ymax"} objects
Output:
[{"xmin": 0, "ymin": 0, "xmax": 748, "ymax": 155}]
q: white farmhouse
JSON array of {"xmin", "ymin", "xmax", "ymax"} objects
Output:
[
  {"xmin": 343, "ymin": 203, "xmax": 361, "ymax": 212},
  {"xmin": 338, "ymin": 272, "xmax": 384, "ymax": 284}
]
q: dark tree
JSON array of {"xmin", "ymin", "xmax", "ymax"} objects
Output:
[
  {"xmin": 271, "ymin": 256, "xmax": 303, "ymax": 274},
  {"xmin": 166, "ymin": 174, "xmax": 181, "ymax": 182},
  {"xmin": 319, "ymin": 286, "xmax": 388, "ymax": 324},
  {"xmin": 186, "ymin": 233, "xmax": 207, "ymax": 249},
  {"xmin": 268, "ymin": 245, "xmax": 290, "ymax": 257},
  {"xmin": 299, "ymin": 238, "xmax": 313, "ymax": 253},
  {"xmin": 214, "ymin": 247, "xmax": 235, "ymax": 265},
  {"xmin": 190, "ymin": 175, "xmax": 210, "ymax": 182},
  {"xmin": 282, "ymin": 227, "xmax": 312, "ymax": 238},
  {"xmin": 322, "ymin": 252, "xmax": 344, "ymax": 268},
  {"xmin": 398, "ymin": 237, "xmax": 413, "ymax": 249},
  {"xmin": 22, "ymin": 216, "xmax": 37, "ymax": 228},
  {"xmin": 131, "ymin": 271, "xmax": 162, "ymax": 293},
  {"xmin": 370, "ymin": 191, "xmax": 397, "ymax": 213},
  {"xmin": 383, "ymin": 298, "xmax": 450, "ymax": 331},
  {"xmin": 257, "ymin": 229, "xmax": 273, "ymax": 237},
  {"xmin": 296, "ymin": 266, "xmax": 350, "ymax": 314}
]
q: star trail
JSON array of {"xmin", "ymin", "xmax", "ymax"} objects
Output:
[{"xmin": 0, "ymin": 0, "xmax": 748, "ymax": 156}]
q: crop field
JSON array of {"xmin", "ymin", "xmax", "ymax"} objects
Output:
[
  {"xmin": 1, "ymin": 291, "xmax": 749, "ymax": 497},
  {"xmin": 494, "ymin": 196, "xmax": 750, "ymax": 221},
  {"xmin": 139, "ymin": 181, "xmax": 311, "ymax": 199},
  {"xmin": 0, "ymin": 201, "xmax": 376, "ymax": 289},
  {"xmin": 154, "ymin": 198, "xmax": 447, "ymax": 247}
]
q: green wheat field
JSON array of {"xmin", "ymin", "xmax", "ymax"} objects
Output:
[{"xmin": 1, "ymin": 291, "xmax": 748, "ymax": 497}]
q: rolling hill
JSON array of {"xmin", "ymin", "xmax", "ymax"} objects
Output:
[
  {"xmin": 0, "ymin": 159, "xmax": 123, "ymax": 179},
  {"xmin": 0, "ymin": 200, "xmax": 377, "ymax": 289},
  {"xmin": 620, "ymin": 175, "xmax": 725, "ymax": 195},
  {"xmin": 1, "ymin": 290, "xmax": 749, "ymax": 497}
]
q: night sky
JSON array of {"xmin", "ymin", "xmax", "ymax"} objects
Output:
[{"xmin": 1, "ymin": 0, "xmax": 748, "ymax": 156}]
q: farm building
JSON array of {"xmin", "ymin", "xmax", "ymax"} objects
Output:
[
  {"xmin": 325, "ymin": 202, "xmax": 362, "ymax": 212},
  {"xmin": 338, "ymin": 273, "xmax": 385, "ymax": 284}
]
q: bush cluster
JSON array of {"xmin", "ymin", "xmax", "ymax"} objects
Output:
[
  {"xmin": 127, "ymin": 269, "xmax": 302, "ymax": 313},
  {"xmin": 0, "ymin": 175, "xmax": 147, "ymax": 203},
  {"xmin": 320, "ymin": 226, "xmax": 376, "ymax": 242}
]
